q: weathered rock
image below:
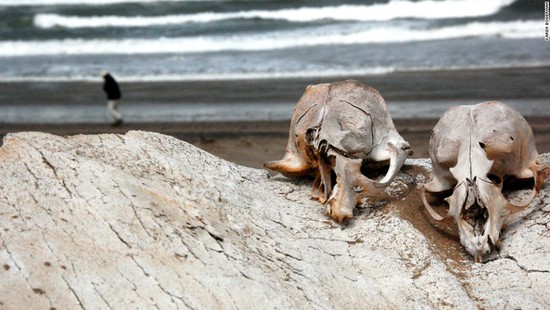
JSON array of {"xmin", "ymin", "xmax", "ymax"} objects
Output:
[{"xmin": 0, "ymin": 131, "xmax": 548, "ymax": 309}]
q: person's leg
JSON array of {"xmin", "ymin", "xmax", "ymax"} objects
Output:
[{"xmin": 107, "ymin": 100, "xmax": 123, "ymax": 124}]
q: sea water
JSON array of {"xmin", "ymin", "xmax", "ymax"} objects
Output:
[{"xmin": 0, "ymin": 0, "xmax": 547, "ymax": 82}]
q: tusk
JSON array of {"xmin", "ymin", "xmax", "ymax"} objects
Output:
[
  {"xmin": 505, "ymin": 164, "xmax": 547, "ymax": 212},
  {"xmin": 311, "ymin": 176, "xmax": 323, "ymax": 202},
  {"xmin": 317, "ymin": 144, "xmax": 334, "ymax": 203},
  {"xmin": 475, "ymin": 254, "xmax": 483, "ymax": 263},
  {"xmin": 420, "ymin": 184, "xmax": 447, "ymax": 221},
  {"xmin": 375, "ymin": 142, "xmax": 412, "ymax": 187}
]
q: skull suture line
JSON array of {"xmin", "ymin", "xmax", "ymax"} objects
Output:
[
  {"xmin": 420, "ymin": 101, "xmax": 549, "ymax": 262},
  {"xmin": 265, "ymin": 80, "xmax": 412, "ymax": 222}
]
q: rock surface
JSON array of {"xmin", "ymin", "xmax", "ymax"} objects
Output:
[{"xmin": 0, "ymin": 131, "xmax": 548, "ymax": 309}]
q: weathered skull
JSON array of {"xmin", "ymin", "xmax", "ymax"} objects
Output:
[
  {"xmin": 420, "ymin": 101, "xmax": 549, "ymax": 262},
  {"xmin": 265, "ymin": 80, "xmax": 412, "ymax": 222}
]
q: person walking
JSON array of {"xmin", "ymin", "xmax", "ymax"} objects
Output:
[{"xmin": 101, "ymin": 70, "xmax": 123, "ymax": 126}]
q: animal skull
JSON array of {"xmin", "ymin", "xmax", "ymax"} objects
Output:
[
  {"xmin": 265, "ymin": 80, "xmax": 412, "ymax": 222},
  {"xmin": 420, "ymin": 101, "xmax": 548, "ymax": 262}
]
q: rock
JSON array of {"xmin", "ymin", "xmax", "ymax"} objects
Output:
[{"xmin": 0, "ymin": 131, "xmax": 548, "ymax": 309}]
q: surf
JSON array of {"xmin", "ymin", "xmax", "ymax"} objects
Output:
[
  {"xmin": 34, "ymin": 0, "xmax": 517, "ymax": 29},
  {"xmin": 2, "ymin": 20, "xmax": 540, "ymax": 57}
]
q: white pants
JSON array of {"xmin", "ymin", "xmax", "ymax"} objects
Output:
[{"xmin": 107, "ymin": 100, "xmax": 123, "ymax": 122}]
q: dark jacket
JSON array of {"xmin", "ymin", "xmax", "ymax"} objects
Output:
[{"xmin": 103, "ymin": 74, "xmax": 121, "ymax": 100}]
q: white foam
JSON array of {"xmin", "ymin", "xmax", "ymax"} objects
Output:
[
  {"xmin": 1, "ymin": 20, "xmax": 541, "ymax": 57},
  {"xmin": 0, "ymin": 67, "xmax": 396, "ymax": 82},
  {"xmin": 34, "ymin": 0, "xmax": 516, "ymax": 28},
  {"xmin": 3, "ymin": 63, "xmax": 550, "ymax": 83}
]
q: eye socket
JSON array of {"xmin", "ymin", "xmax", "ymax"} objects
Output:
[{"xmin": 486, "ymin": 173, "xmax": 502, "ymax": 185}]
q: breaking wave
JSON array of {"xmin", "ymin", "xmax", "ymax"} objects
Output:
[
  {"xmin": 1, "ymin": 20, "xmax": 540, "ymax": 57},
  {"xmin": 34, "ymin": 0, "xmax": 517, "ymax": 28}
]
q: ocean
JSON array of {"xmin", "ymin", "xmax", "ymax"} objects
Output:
[{"xmin": 0, "ymin": 0, "xmax": 548, "ymax": 82}]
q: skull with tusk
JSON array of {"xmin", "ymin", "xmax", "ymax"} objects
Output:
[
  {"xmin": 264, "ymin": 80, "xmax": 412, "ymax": 222},
  {"xmin": 420, "ymin": 101, "xmax": 549, "ymax": 262}
]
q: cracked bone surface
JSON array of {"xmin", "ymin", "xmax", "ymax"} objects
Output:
[
  {"xmin": 264, "ymin": 80, "xmax": 412, "ymax": 222},
  {"xmin": 0, "ymin": 131, "xmax": 549, "ymax": 308},
  {"xmin": 421, "ymin": 101, "xmax": 549, "ymax": 263}
]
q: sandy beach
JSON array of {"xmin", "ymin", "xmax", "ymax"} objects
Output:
[
  {"xmin": 2, "ymin": 118, "xmax": 549, "ymax": 170},
  {"xmin": 1, "ymin": 67, "xmax": 549, "ymax": 169}
]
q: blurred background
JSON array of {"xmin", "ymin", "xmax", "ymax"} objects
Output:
[
  {"xmin": 0, "ymin": 0, "xmax": 546, "ymax": 81},
  {"xmin": 0, "ymin": 0, "xmax": 549, "ymax": 167}
]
